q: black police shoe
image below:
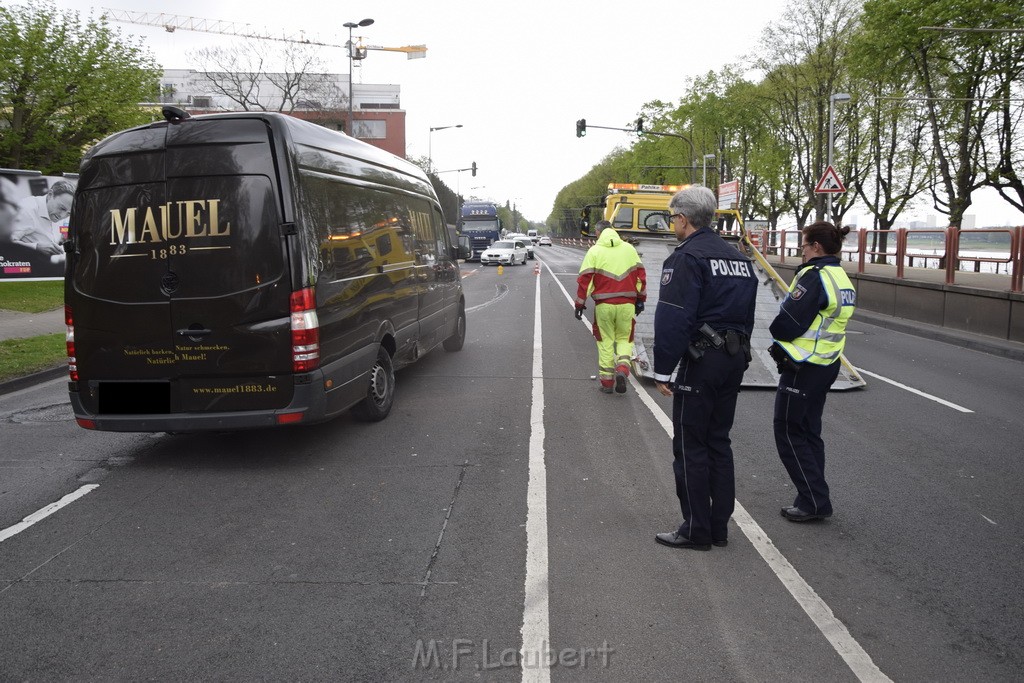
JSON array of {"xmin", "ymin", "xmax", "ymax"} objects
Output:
[
  {"xmin": 780, "ymin": 506, "xmax": 832, "ymax": 522},
  {"xmin": 655, "ymin": 531, "xmax": 711, "ymax": 551}
]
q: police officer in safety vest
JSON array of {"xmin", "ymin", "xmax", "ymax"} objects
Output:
[
  {"xmin": 652, "ymin": 186, "xmax": 758, "ymax": 551},
  {"xmin": 769, "ymin": 221, "xmax": 857, "ymax": 522}
]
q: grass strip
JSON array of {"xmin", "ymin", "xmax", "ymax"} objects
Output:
[
  {"xmin": 0, "ymin": 333, "xmax": 66, "ymax": 383},
  {"xmin": 0, "ymin": 281, "xmax": 64, "ymax": 313}
]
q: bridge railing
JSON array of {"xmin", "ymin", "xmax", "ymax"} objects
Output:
[{"xmin": 758, "ymin": 226, "xmax": 1023, "ymax": 293}]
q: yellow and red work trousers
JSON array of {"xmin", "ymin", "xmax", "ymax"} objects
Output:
[{"xmin": 592, "ymin": 302, "xmax": 635, "ymax": 388}]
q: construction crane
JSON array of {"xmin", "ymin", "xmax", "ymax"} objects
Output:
[{"xmin": 101, "ymin": 8, "xmax": 427, "ymax": 59}]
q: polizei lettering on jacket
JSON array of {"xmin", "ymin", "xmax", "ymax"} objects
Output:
[
  {"xmin": 109, "ymin": 200, "xmax": 231, "ymax": 246},
  {"xmin": 709, "ymin": 259, "xmax": 752, "ymax": 278}
]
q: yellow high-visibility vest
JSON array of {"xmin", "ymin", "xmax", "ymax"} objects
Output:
[{"xmin": 778, "ymin": 264, "xmax": 856, "ymax": 365}]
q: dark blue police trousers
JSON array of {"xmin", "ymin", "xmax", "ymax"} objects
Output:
[
  {"xmin": 671, "ymin": 348, "xmax": 748, "ymax": 544},
  {"xmin": 773, "ymin": 359, "xmax": 841, "ymax": 515}
]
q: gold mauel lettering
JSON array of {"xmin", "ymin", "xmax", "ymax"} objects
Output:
[
  {"xmin": 207, "ymin": 199, "xmax": 230, "ymax": 237},
  {"xmin": 162, "ymin": 202, "xmax": 181, "ymax": 240},
  {"xmin": 138, "ymin": 206, "xmax": 163, "ymax": 243},
  {"xmin": 109, "ymin": 208, "xmax": 137, "ymax": 245},
  {"xmin": 109, "ymin": 199, "xmax": 230, "ymax": 245},
  {"xmin": 183, "ymin": 199, "xmax": 207, "ymax": 237}
]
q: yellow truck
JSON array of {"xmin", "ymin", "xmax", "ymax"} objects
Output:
[
  {"xmin": 603, "ymin": 182, "xmax": 685, "ymax": 233},
  {"xmin": 577, "ymin": 182, "xmax": 865, "ymax": 390}
]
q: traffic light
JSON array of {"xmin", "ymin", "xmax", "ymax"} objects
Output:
[
  {"xmin": 636, "ymin": 117, "xmax": 644, "ymax": 134},
  {"xmin": 576, "ymin": 118, "xmax": 586, "ymax": 138},
  {"xmin": 471, "ymin": 161, "xmax": 477, "ymax": 177}
]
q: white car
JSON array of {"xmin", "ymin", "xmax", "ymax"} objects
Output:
[
  {"xmin": 505, "ymin": 233, "xmax": 536, "ymax": 259},
  {"xmin": 480, "ymin": 240, "xmax": 529, "ymax": 266},
  {"xmin": 538, "ymin": 235, "xmax": 552, "ymax": 246}
]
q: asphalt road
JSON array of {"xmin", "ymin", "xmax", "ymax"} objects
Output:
[{"xmin": 1, "ymin": 243, "xmax": 1023, "ymax": 681}]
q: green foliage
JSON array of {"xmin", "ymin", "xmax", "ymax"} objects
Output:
[
  {"xmin": 0, "ymin": 333, "xmax": 65, "ymax": 383},
  {"xmin": 549, "ymin": 0, "xmax": 1024, "ymax": 231},
  {"xmin": 0, "ymin": 281, "xmax": 64, "ymax": 313},
  {"xmin": 546, "ymin": 148, "xmax": 631, "ymax": 229},
  {"xmin": 0, "ymin": 2, "xmax": 160, "ymax": 173},
  {"xmin": 854, "ymin": 0, "xmax": 1024, "ymax": 225}
]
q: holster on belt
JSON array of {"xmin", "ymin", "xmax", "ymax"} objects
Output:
[
  {"xmin": 768, "ymin": 342, "xmax": 799, "ymax": 373},
  {"xmin": 724, "ymin": 330, "xmax": 752, "ymax": 363},
  {"xmin": 689, "ymin": 325, "xmax": 751, "ymax": 362}
]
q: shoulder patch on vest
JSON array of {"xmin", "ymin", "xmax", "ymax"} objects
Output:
[
  {"xmin": 661, "ymin": 269, "xmax": 673, "ymax": 285},
  {"xmin": 790, "ymin": 284, "xmax": 807, "ymax": 301}
]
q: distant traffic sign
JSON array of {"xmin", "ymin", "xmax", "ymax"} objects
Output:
[
  {"xmin": 815, "ymin": 165, "xmax": 846, "ymax": 194},
  {"xmin": 718, "ymin": 179, "xmax": 740, "ymax": 208}
]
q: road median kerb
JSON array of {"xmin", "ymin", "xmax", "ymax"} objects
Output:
[{"xmin": 0, "ymin": 364, "xmax": 66, "ymax": 396}]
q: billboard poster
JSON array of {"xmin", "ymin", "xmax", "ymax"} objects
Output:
[{"xmin": 0, "ymin": 169, "xmax": 78, "ymax": 282}]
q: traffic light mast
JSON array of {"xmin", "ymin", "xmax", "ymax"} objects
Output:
[{"xmin": 575, "ymin": 115, "xmax": 683, "ymax": 138}]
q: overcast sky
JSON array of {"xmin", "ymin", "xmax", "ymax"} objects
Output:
[{"xmin": 49, "ymin": 0, "xmax": 1024, "ymax": 227}]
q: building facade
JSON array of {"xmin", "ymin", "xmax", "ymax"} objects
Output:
[{"xmin": 157, "ymin": 69, "xmax": 406, "ymax": 158}]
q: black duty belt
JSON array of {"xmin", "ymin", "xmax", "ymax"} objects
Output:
[{"xmin": 693, "ymin": 330, "xmax": 749, "ymax": 350}]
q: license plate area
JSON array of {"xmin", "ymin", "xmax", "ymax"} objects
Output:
[{"xmin": 97, "ymin": 381, "xmax": 171, "ymax": 414}]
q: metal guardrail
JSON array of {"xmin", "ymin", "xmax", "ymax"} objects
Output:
[{"xmin": 755, "ymin": 226, "xmax": 1024, "ymax": 293}]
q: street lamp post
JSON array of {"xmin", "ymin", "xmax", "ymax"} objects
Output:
[
  {"xmin": 511, "ymin": 197, "xmax": 523, "ymax": 233},
  {"xmin": 344, "ymin": 17, "xmax": 374, "ymax": 137},
  {"xmin": 828, "ymin": 92, "xmax": 851, "ymax": 221},
  {"xmin": 702, "ymin": 153, "xmax": 716, "ymax": 186},
  {"xmin": 428, "ymin": 124, "xmax": 463, "ymax": 174}
]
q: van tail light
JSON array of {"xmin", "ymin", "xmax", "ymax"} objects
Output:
[
  {"xmin": 65, "ymin": 305, "xmax": 79, "ymax": 381},
  {"xmin": 290, "ymin": 287, "xmax": 320, "ymax": 372}
]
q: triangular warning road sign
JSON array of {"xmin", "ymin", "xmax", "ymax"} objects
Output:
[{"xmin": 815, "ymin": 165, "xmax": 846, "ymax": 194}]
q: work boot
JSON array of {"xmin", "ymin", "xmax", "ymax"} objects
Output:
[
  {"xmin": 599, "ymin": 381, "xmax": 614, "ymax": 394},
  {"xmin": 614, "ymin": 367, "xmax": 629, "ymax": 394}
]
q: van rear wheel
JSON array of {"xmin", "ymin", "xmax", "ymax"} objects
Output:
[
  {"xmin": 352, "ymin": 346, "xmax": 395, "ymax": 422},
  {"xmin": 443, "ymin": 306, "xmax": 466, "ymax": 352}
]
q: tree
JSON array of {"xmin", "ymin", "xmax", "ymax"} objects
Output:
[
  {"xmin": 546, "ymin": 148, "xmax": 629, "ymax": 232},
  {"xmin": 187, "ymin": 41, "xmax": 346, "ymax": 115},
  {"xmin": 754, "ymin": 0, "xmax": 862, "ymax": 225},
  {"xmin": 979, "ymin": 27, "xmax": 1024, "ymax": 216},
  {"xmin": 846, "ymin": 36, "xmax": 934, "ymax": 239},
  {"xmin": 0, "ymin": 2, "xmax": 159, "ymax": 173},
  {"xmin": 857, "ymin": 0, "xmax": 1020, "ymax": 228}
]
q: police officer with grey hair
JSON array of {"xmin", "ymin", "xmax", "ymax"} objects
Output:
[{"xmin": 652, "ymin": 185, "xmax": 758, "ymax": 551}]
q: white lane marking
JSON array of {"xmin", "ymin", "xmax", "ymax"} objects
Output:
[
  {"xmin": 635, "ymin": 385, "xmax": 892, "ymax": 681},
  {"xmin": 0, "ymin": 484, "xmax": 99, "ymax": 543},
  {"xmin": 730, "ymin": 504, "xmax": 891, "ymax": 682},
  {"xmin": 520, "ymin": 270, "xmax": 551, "ymax": 683},
  {"xmin": 548, "ymin": 259, "xmax": 890, "ymax": 681},
  {"xmin": 466, "ymin": 283, "xmax": 512, "ymax": 314},
  {"xmin": 854, "ymin": 367, "xmax": 973, "ymax": 413},
  {"xmin": 547, "ymin": 257, "xmax": 890, "ymax": 680},
  {"xmin": 541, "ymin": 259, "xmax": 593, "ymax": 331}
]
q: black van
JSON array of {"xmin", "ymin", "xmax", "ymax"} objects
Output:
[{"xmin": 65, "ymin": 109, "xmax": 468, "ymax": 432}]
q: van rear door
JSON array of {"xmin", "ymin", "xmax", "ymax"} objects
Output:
[{"xmin": 69, "ymin": 117, "xmax": 294, "ymax": 415}]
